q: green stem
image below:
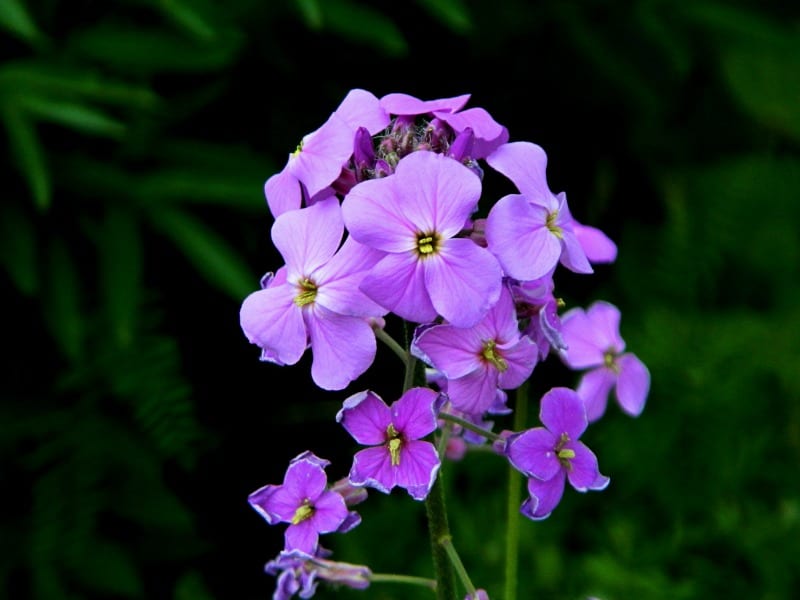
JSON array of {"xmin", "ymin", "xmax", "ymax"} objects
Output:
[
  {"xmin": 504, "ymin": 381, "xmax": 529, "ymax": 600},
  {"xmin": 441, "ymin": 535, "xmax": 477, "ymax": 597},
  {"xmin": 438, "ymin": 412, "xmax": 504, "ymax": 442},
  {"xmin": 425, "ymin": 475, "xmax": 458, "ymax": 600},
  {"xmin": 374, "ymin": 326, "xmax": 409, "ymax": 368},
  {"xmin": 370, "ymin": 573, "xmax": 437, "ymax": 590}
]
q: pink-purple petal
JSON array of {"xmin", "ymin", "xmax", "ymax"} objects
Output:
[
  {"xmin": 349, "ymin": 446, "xmax": 395, "ymax": 494},
  {"xmin": 248, "ymin": 483, "xmax": 282, "ymax": 524},
  {"xmin": 265, "ymin": 167, "xmax": 303, "ymax": 218},
  {"xmin": 426, "ymin": 239, "xmax": 502, "ymax": 328},
  {"xmin": 560, "ymin": 308, "xmax": 606, "ymax": 369},
  {"xmin": 495, "ymin": 337, "xmax": 538, "ymax": 389},
  {"xmin": 380, "ymin": 92, "xmax": 471, "ymax": 116},
  {"xmin": 360, "ymin": 253, "xmax": 437, "ymax": 324},
  {"xmin": 446, "ymin": 367, "xmax": 499, "ymax": 416},
  {"xmin": 505, "ymin": 427, "xmax": 561, "ymax": 481},
  {"xmin": 239, "ymin": 285, "xmax": 307, "ymax": 366},
  {"xmin": 342, "ymin": 178, "xmax": 417, "ymax": 252},
  {"xmin": 306, "ymin": 307, "xmax": 376, "ymax": 391},
  {"xmin": 586, "ymin": 301, "xmax": 625, "ymax": 352},
  {"xmin": 271, "ymin": 197, "xmax": 342, "ymax": 276},
  {"xmin": 558, "ymin": 226, "xmax": 593, "ymax": 275},
  {"xmin": 395, "ymin": 440, "xmax": 441, "ymax": 500},
  {"xmin": 283, "ymin": 458, "xmax": 328, "ymax": 501},
  {"xmin": 308, "ymin": 490, "xmax": 349, "ymax": 534},
  {"xmin": 565, "ymin": 441, "xmax": 606, "ymax": 492},
  {"xmin": 615, "ymin": 353, "xmax": 650, "ymax": 417},
  {"xmin": 486, "ymin": 141, "xmax": 551, "ymax": 199},
  {"xmin": 391, "ymin": 387, "xmax": 439, "ymax": 440},
  {"xmin": 434, "ymin": 107, "xmax": 509, "ymax": 158},
  {"xmin": 574, "ymin": 221, "xmax": 618, "ymax": 263},
  {"xmin": 336, "ymin": 390, "xmax": 391, "ymax": 446},
  {"xmin": 284, "ymin": 521, "xmax": 319, "ymax": 555},
  {"xmin": 576, "ymin": 367, "xmax": 616, "ymax": 423},
  {"xmin": 333, "ymin": 88, "xmax": 390, "ymax": 134},
  {"xmin": 540, "ymin": 387, "xmax": 587, "ymax": 440},
  {"xmin": 412, "ymin": 323, "xmax": 485, "ymax": 380},
  {"xmin": 525, "ymin": 471, "xmax": 566, "ymax": 519}
]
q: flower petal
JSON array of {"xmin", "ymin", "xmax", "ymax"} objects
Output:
[
  {"xmin": 248, "ymin": 483, "xmax": 282, "ymax": 524},
  {"xmin": 615, "ymin": 353, "xmax": 650, "ymax": 417},
  {"xmin": 486, "ymin": 141, "xmax": 552, "ymax": 199},
  {"xmin": 349, "ymin": 446, "xmax": 396, "ymax": 494},
  {"xmin": 239, "ymin": 286, "xmax": 307, "ymax": 366},
  {"xmin": 574, "ymin": 221, "xmax": 617, "ymax": 263},
  {"xmin": 560, "ymin": 307, "xmax": 605, "ymax": 369},
  {"xmin": 343, "ymin": 177, "xmax": 418, "ymax": 253},
  {"xmin": 380, "ymin": 92, "xmax": 471, "ymax": 116},
  {"xmin": 446, "ymin": 368, "xmax": 499, "ymax": 416},
  {"xmin": 334, "ymin": 88, "xmax": 390, "ymax": 134},
  {"xmin": 411, "ymin": 323, "xmax": 484, "ymax": 380},
  {"xmin": 395, "ymin": 440, "xmax": 441, "ymax": 500},
  {"xmin": 566, "ymin": 441, "xmax": 608, "ymax": 492},
  {"xmin": 265, "ymin": 166, "xmax": 302, "ymax": 218},
  {"xmin": 307, "ymin": 307, "xmax": 376, "ymax": 391},
  {"xmin": 337, "ymin": 390, "xmax": 391, "ymax": 446},
  {"xmin": 525, "ymin": 471, "xmax": 566, "ymax": 519},
  {"xmin": 586, "ymin": 300, "xmax": 625, "ymax": 352},
  {"xmin": 576, "ymin": 367, "xmax": 616, "ymax": 423},
  {"xmin": 391, "ymin": 387, "xmax": 439, "ymax": 440},
  {"xmin": 272, "ymin": 196, "xmax": 342, "ymax": 277},
  {"xmin": 360, "ymin": 252, "xmax": 437, "ymax": 324},
  {"xmin": 505, "ymin": 427, "xmax": 560, "ymax": 481},
  {"xmin": 539, "ymin": 387, "xmax": 587, "ymax": 440},
  {"xmin": 284, "ymin": 521, "xmax": 319, "ymax": 555},
  {"xmin": 309, "ymin": 490, "xmax": 349, "ymax": 534},
  {"xmin": 283, "ymin": 457, "xmax": 328, "ymax": 501}
]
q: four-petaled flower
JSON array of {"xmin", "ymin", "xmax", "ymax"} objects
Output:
[
  {"xmin": 560, "ymin": 300, "xmax": 651, "ymax": 421},
  {"xmin": 248, "ymin": 451, "xmax": 351, "ymax": 556},
  {"xmin": 505, "ymin": 387, "xmax": 609, "ymax": 520},
  {"xmin": 336, "ymin": 387, "xmax": 441, "ymax": 500}
]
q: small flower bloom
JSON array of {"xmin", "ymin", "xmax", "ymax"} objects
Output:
[
  {"xmin": 412, "ymin": 285, "xmax": 538, "ymax": 415},
  {"xmin": 560, "ymin": 300, "xmax": 650, "ymax": 421},
  {"xmin": 265, "ymin": 549, "xmax": 372, "ymax": 600},
  {"xmin": 509, "ymin": 273, "xmax": 567, "ymax": 360},
  {"xmin": 343, "ymin": 150, "xmax": 503, "ymax": 327},
  {"xmin": 465, "ymin": 589, "xmax": 490, "ymax": 600},
  {"xmin": 505, "ymin": 387, "xmax": 609, "ymax": 520},
  {"xmin": 249, "ymin": 451, "xmax": 351, "ymax": 555},
  {"xmin": 485, "ymin": 141, "xmax": 592, "ymax": 281},
  {"xmin": 336, "ymin": 388, "xmax": 441, "ymax": 500}
]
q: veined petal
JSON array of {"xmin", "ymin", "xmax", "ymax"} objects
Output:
[
  {"xmin": 337, "ymin": 390, "xmax": 391, "ymax": 445},
  {"xmin": 349, "ymin": 446, "xmax": 395, "ymax": 494},
  {"xmin": 391, "ymin": 387, "xmax": 440, "ymax": 440},
  {"xmin": 342, "ymin": 177, "xmax": 417, "ymax": 252},
  {"xmin": 272, "ymin": 197, "xmax": 343, "ymax": 276},
  {"xmin": 412, "ymin": 323, "xmax": 484, "ymax": 380},
  {"xmin": 434, "ymin": 107, "xmax": 509, "ymax": 159},
  {"xmin": 576, "ymin": 367, "xmax": 616, "ymax": 423},
  {"xmin": 446, "ymin": 368, "xmax": 499, "ymax": 416},
  {"xmin": 574, "ymin": 221, "xmax": 617, "ymax": 263},
  {"xmin": 485, "ymin": 285, "xmax": 521, "ymax": 342},
  {"xmin": 586, "ymin": 301, "xmax": 625, "ymax": 352},
  {"xmin": 505, "ymin": 427, "xmax": 561, "ymax": 481},
  {"xmin": 615, "ymin": 353, "xmax": 650, "ymax": 417},
  {"xmin": 284, "ymin": 521, "xmax": 319, "ymax": 555},
  {"xmin": 495, "ymin": 336, "xmax": 538, "ymax": 389},
  {"xmin": 315, "ymin": 237, "xmax": 387, "ymax": 317},
  {"xmin": 306, "ymin": 307, "xmax": 376, "ymax": 391},
  {"xmin": 525, "ymin": 471, "xmax": 566, "ymax": 519},
  {"xmin": 560, "ymin": 307, "xmax": 606, "ymax": 369},
  {"xmin": 334, "ymin": 88, "xmax": 390, "ymax": 134},
  {"xmin": 265, "ymin": 167, "xmax": 302, "ymax": 218},
  {"xmin": 239, "ymin": 286, "xmax": 307, "ymax": 366},
  {"xmin": 566, "ymin": 441, "xmax": 609, "ymax": 492},
  {"xmin": 380, "ymin": 92, "xmax": 471, "ymax": 116},
  {"xmin": 283, "ymin": 457, "xmax": 328, "ymax": 501},
  {"xmin": 486, "ymin": 141, "xmax": 551, "ymax": 199},
  {"xmin": 309, "ymin": 490, "xmax": 348, "ymax": 534},
  {"xmin": 360, "ymin": 253, "xmax": 437, "ymax": 324},
  {"xmin": 426, "ymin": 238, "xmax": 502, "ymax": 328},
  {"xmin": 540, "ymin": 387, "xmax": 588, "ymax": 440},
  {"xmin": 395, "ymin": 440, "xmax": 441, "ymax": 500},
  {"xmin": 292, "ymin": 113, "xmax": 354, "ymax": 197},
  {"xmin": 485, "ymin": 195, "xmax": 561, "ymax": 281},
  {"xmin": 248, "ymin": 483, "xmax": 282, "ymax": 524},
  {"xmin": 559, "ymin": 226, "xmax": 593, "ymax": 275}
]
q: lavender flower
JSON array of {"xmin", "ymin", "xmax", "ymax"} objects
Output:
[{"xmin": 265, "ymin": 549, "xmax": 371, "ymax": 600}]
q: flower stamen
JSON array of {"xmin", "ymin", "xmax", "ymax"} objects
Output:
[
  {"xmin": 481, "ymin": 339, "xmax": 508, "ymax": 372},
  {"xmin": 294, "ymin": 278, "xmax": 318, "ymax": 307}
]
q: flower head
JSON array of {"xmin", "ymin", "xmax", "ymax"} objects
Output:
[
  {"xmin": 265, "ymin": 548, "xmax": 371, "ymax": 600},
  {"xmin": 336, "ymin": 388, "xmax": 441, "ymax": 500},
  {"xmin": 248, "ymin": 451, "xmax": 352, "ymax": 555},
  {"xmin": 560, "ymin": 300, "xmax": 650, "ymax": 421},
  {"xmin": 343, "ymin": 150, "xmax": 502, "ymax": 327},
  {"xmin": 505, "ymin": 387, "xmax": 609, "ymax": 520}
]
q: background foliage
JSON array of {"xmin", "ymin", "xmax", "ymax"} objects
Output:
[{"xmin": 1, "ymin": 0, "xmax": 798, "ymax": 599}]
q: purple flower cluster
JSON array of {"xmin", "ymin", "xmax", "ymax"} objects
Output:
[{"xmin": 241, "ymin": 89, "xmax": 650, "ymax": 599}]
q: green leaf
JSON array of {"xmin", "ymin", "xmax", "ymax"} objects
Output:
[
  {"xmin": 415, "ymin": 0, "xmax": 473, "ymax": 34},
  {"xmin": 43, "ymin": 238, "xmax": 84, "ymax": 361},
  {"xmin": 68, "ymin": 25, "xmax": 243, "ymax": 74},
  {"xmin": 0, "ymin": 202, "xmax": 38, "ymax": 295},
  {"xmin": 321, "ymin": 0, "xmax": 407, "ymax": 57},
  {"xmin": 146, "ymin": 206, "xmax": 254, "ymax": 299},
  {"xmin": 0, "ymin": 100, "xmax": 50, "ymax": 211},
  {"xmin": 20, "ymin": 95, "xmax": 126, "ymax": 138},
  {"xmin": 174, "ymin": 571, "xmax": 216, "ymax": 600},
  {"xmin": 98, "ymin": 206, "xmax": 142, "ymax": 349},
  {"xmin": 70, "ymin": 541, "xmax": 143, "ymax": 598},
  {"xmin": 295, "ymin": 0, "xmax": 323, "ymax": 29},
  {"xmin": 138, "ymin": 169, "xmax": 266, "ymax": 211},
  {"xmin": 159, "ymin": 0, "xmax": 218, "ymax": 41},
  {"xmin": 0, "ymin": 0, "xmax": 45, "ymax": 47}
]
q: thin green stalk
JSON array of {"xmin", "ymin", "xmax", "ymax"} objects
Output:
[
  {"xmin": 438, "ymin": 412, "xmax": 504, "ymax": 442},
  {"xmin": 441, "ymin": 535, "xmax": 477, "ymax": 597},
  {"xmin": 504, "ymin": 381, "xmax": 529, "ymax": 600},
  {"xmin": 374, "ymin": 326, "xmax": 409, "ymax": 368},
  {"xmin": 425, "ymin": 475, "xmax": 458, "ymax": 600},
  {"xmin": 370, "ymin": 573, "xmax": 437, "ymax": 590}
]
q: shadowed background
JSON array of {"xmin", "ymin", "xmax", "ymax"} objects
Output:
[{"xmin": 1, "ymin": 1, "xmax": 799, "ymax": 599}]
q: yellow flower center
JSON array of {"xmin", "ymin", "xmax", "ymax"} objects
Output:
[
  {"xmin": 603, "ymin": 349, "xmax": 620, "ymax": 374},
  {"xmin": 416, "ymin": 232, "xmax": 440, "ymax": 258},
  {"xmin": 294, "ymin": 278, "xmax": 318, "ymax": 307},
  {"xmin": 546, "ymin": 210, "xmax": 563, "ymax": 239},
  {"xmin": 481, "ymin": 339, "xmax": 508, "ymax": 372},
  {"xmin": 555, "ymin": 432, "xmax": 574, "ymax": 470},
  {"xmin": 291, "ymin": 501, "xmax": 314, "ymax": 524},
  {"xmin": 386, "ymin": 423, "xmax": 402, "ymax": 466},
  {"xmin": 291, "ymin": 140, "xmax": 303, "ymax": 158}
]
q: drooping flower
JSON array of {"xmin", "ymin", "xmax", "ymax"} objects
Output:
[
  {"xmin": 239, "ymin": 197, "xmax": 387, "ymax": 390},
  {"xmin": 411, "ymin": 285, "xmax": 538, "ymax": 415},
  {"xmin": 248, "ymin": 451, "xmax": 352, "ymax": 556},
  {"xmin": 508, "ymin": 272, "xmax": 567, "ymax": 360},
  {"xmin": 336, "ymin": 388, "xmax": 441, "ymax": 500},
  {"xmin": 485, "ymin": 141, "xmax": 593, "ymax": 281},
  {"xmin": 342, "ymin": 150, "xmax": 503, "ymax": 327},
  {"xmin": 504, "ymin": 387, "xmax": 609, "ymax": 520},
  {"xmin": 560, "ymin": 300, "xmax": 650, "ymax": 421},
  {"xmin": 265, "ymin": 89, "xmax": 389, "ymax": 217},
  {"xmin": 265, "ymin": 548, "xmax": 372, "ymax": 600}
]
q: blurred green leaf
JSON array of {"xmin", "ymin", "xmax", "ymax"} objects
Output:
[
  {"xmin": 139, "ymin": 169, "xmax": 265, "ymax": 210},
  {"xmin": 415, "ymin": 0, "xmax": 472, "ymax": 34},
  {"xmin": 70, "ymin": 541, "xmax": 143, "ymax": 598},
  {"xmin": 20, "ymin": 95, "xmax": 126, "ymax": 138},
  {"xmin": 174, "ymin": 571, "xmax": 216, "ymax": 600},
  {"xmin": 0, "ymin": 202, "xmax": 38, "ymax": 295},
  {"xmin": 99, "ymin": 205, "xmax": 142, "ymax": 348},
  {"xmin": 320, "ymin": 0, "xmax": 407, "ymax": 57},
  {"xmin": 0, "ymin": 100, "xmax": 50, "ymax": 210},
  {"xmin": 147, "ymin": 206, "xmax": 254, "ymax": 299},
  {"xmin": 295, "ymin": 0, "xmax": 323, "ymax": 29},
  {"xmin": 68, "ymin": 25, "xmax": 243, "ymax": 74},
  {"xmin": 43, "ymin": 238, "xmax": 84, "ymax": 361},
  {"xmin": 159, "ymin": 0, "xmax": 218, "ymax": 41},
  {"xmin": 0, "ymin": 0, "xmax": 45, "ymax": 46}
]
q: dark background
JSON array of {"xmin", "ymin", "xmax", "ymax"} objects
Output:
[{"xmin": 2, "ymin": 1, "xmax": 799, "ymax": 599}]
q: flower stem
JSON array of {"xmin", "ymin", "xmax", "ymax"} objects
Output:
[
  {"xmin": 370, "ymin": 573, "xmax": 437, "ymax": 590},
  {"xmin": 425, "ymin": 475, "xmax": 458, "ymax": 600},
  {"xmin": 438, "ymin": 412, "xmax": 504, "ymax": 442},
  {"xmin": 440, "ymin": 535, "xmax": 477, "ymax": 597},
  {"xmin": 504, "ymin": 381, "xmax": 529, "ymax": 600},
  {"xmin": 374, "ymin": 326, "xmax": 409, "ymax": 368}
]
